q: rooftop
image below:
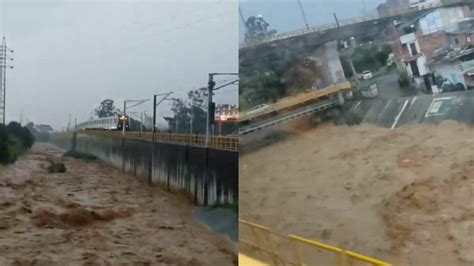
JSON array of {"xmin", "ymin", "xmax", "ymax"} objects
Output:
[{"xmin": 427, "ymin": 47, "xmax": 474, "ymax": 64}]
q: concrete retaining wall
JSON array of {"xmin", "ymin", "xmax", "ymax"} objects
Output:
[{"xmin": 51, "ymin": 132, "xmax": 238, "ymax": 206}]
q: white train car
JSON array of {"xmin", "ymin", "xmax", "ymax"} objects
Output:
[{"xmin": 77, "ymin": 115, "xmax": 129, "ymax": 131}]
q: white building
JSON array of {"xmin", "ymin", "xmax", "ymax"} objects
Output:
[{"xmin": 409, "ymin": 0, "xmax": 440, "ymax": 10}]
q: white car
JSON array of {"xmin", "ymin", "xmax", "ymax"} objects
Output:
[
  {"xmin": 247, "ymin": 104, "xmax": 269, "ymax": 116},
  {"xmin": 361, "ymin": 70, "xmax": 373, "ymax": 80}
]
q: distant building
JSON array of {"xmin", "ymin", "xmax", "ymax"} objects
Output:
[
  {"xmin": 409, "ymin": 0, "xmax": 441, "ymax": 10},
  {"xmin": 34, "ymin": 124, "xmax": 53, "ymax": 134},
  {"xmin": 427, "ymin": 48, "xmax": 474, "ymax": 91},
  {"xmin": 214, "ymin": 104, "xmax": 238, "ymax": 136},
  {"xmin": 377, "ymin": 0, "xmax": 410, "ymax": 16},
  {"xmin": 215, "ymin": 104, "xmax": 238, "ymax": 122}
]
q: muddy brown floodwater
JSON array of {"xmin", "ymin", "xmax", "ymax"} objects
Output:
[
  {"xmin": 240, "ymin": 120, "xmax": 474, "ymax": 266},
  {"xmin": 0, "ymin": 143, "xmax": 236, "ymax": 266}
]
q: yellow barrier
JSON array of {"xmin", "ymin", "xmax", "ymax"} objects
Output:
[
  {"xmin": 239, "ymin": 254, "xmax": 269, "ymax": 266},
  {"xmin": 240, "ymin": 82, "xmax": 351, "ymax": 122},
  {"xmin": 239, "ymin": 219, "xmax": 391, "ymax": 266},
  {"xmin": 78, "ymin": 130, "xmax": 239, "ymax": 151}
]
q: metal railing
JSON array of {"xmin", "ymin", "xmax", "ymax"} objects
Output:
[
  {"xmin": 240, "ymin": 82, "xmax": 351, "ymax": 123},
  {"xmin": 240, "ymin": 0, "xmax": 470, "ymax": 49},
  {"xmin": 78, "ymin": 130, "xmax": 239, "ymax": 151},
  {"xmin": 239, "ymin": 99, "xmax": 339, "ymax": 135},
  {"xmin": 240, "ymin": 219, "xmax": 391, "ymax": 266}
]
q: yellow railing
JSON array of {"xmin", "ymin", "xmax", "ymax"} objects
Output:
[
  {"xmin": 240, "ymin": 82, "xmax": 351, "ymax": 123},
  {"xmin": 78, "ymin": 130, "xmax": 238, "ymax": 151},
  {"xmin": 239, "ymin": 219, "xmax": 391, "ymax": 266}
]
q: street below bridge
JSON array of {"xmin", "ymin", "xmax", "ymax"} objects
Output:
[
  {"xmin": 0, "ymin": 143, "xmax": 235, "ymax": 265},
  {"xmin": 340, "ymin": 90, "xmax": 474, "ymax": 128}
]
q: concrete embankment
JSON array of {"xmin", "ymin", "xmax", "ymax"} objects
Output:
[{"xmin": 51, "ymin": 132, "xmax": 238, "ymax": 206}]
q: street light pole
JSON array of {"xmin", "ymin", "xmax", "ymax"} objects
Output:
[
  {"xmin": 297, "ymin": 0, "xmax": 309, "ymax": 30},
  {"xmin": 149, "ymin": 92, "xmax": 173, "ymax": 186}
]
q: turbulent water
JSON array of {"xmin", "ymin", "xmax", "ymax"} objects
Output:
[
  {"xmin": 0, "ymin": 143, "xmax": 236, "ymax": 265},
  {"xmin": 240, "ymin": 120, "xmax": 474, "ymax": 265}
]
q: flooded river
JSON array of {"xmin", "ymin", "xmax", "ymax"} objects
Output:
[
  {"xmin": 0, "ymin": 143, "xmax": 236, "ymax": 265},
  {"xmin": 241, "ymin": 120, "xmax": 474, "ymax": 265}
]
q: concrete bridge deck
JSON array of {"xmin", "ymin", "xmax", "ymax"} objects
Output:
[{"xmin": 240, "ymin": 0, "xmax": 473, "ymax": 50}]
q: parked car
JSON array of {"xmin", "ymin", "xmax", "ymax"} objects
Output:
[
  {"xmin": 361, "ymin": 70, "xmax": 373, "ymax": 80},
  {"xmin": 247, "ymin": 104, "xmax": 269, "ymax": 116}
]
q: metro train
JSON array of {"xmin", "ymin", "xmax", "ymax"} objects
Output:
[{"xmin": 77, "ymin": 114, "xmax": 130, "ymax": 131}]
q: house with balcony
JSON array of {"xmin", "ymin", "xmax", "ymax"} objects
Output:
[{"xmin": 390, "ymin": 4, "xmax": 472, "ymax": 90}]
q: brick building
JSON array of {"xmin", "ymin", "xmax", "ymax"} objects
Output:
[{"xmin": 389, "ymin": 5, "xmax": 472, "ymax": 90}]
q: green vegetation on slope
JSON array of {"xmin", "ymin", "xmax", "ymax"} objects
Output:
[
  {"xmin": 63, "ymin": 150, "xmax": 97, "ymax": 161},
  {"xmin": 0, "ymin": 122, "xmax": 35, "ymax": 165}
]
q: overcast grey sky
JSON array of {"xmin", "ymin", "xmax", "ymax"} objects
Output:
[{"xmin": 0, "ymin": 0, "xmax": 238, "ymax": 130}]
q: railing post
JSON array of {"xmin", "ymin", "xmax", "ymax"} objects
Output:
[
  {"xmin": 289, "ymin": 238, "xmax": 304, "ymax": 266},
  {"xmin": 338, "ymin": 250, "xmax": 348, "ymax": 266}
]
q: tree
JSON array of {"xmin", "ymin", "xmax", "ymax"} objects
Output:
[
  {"xmin": 244, "ymin": 15, "xmax": 277, "ymax": 41},
  {"xmin": 165, "ymin": 88, "xmax": 208, "ymax": 134},
  {"xmin": 7, "ymin": 121, "xmax": 34, "ymax": 148},
  {"xmin": 95, "ymin": 99, "xmax": 117, "ymax": 118}
]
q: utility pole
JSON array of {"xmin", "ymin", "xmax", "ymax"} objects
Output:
[
  {"xmin": 239, "ymin": 7, "xmax": 248, "ymax": 32},
  {"xmin": 140, "ymin": 112, "xmax": 143, "ymax": 133},
  {"xmin": 122, "ymin": 98, "xmax": 150, "ymax": 136},
  {"xmin": 152, "ymin": 92, "xmax": 173, "ymax": 136},
  {"xmin": 190, "ymin": 101, "xmax": 194, "ymax": 134},
  {"xmin": 297, "ymin": 0, "xmax": 310, "ymax": 30},
  {"xmin": 0, "ymin": 37, "xmax": 14, "ymax": 125},
  {"xmin": 333, "ymin": 12, "xmax": 340, "ymax": 28},
  {"xmin": 149, "ymin": 92, "xmax": 173, "ymax": 186},
  {"xmin": 205, "ymin": 74, "xmax": 215, "ymax": 146},
  {"xmin": 67, "ymin": 113, "xmax": 72, "ymax": 132},
  {"xmin": 205, "ymin": 73, "xmax": 239, "ymax": 146},
  {"xmin": 122, "ymin": 101, "xmax": 126, "ymax": 137}
]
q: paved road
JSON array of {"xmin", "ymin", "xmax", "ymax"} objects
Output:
[
  {"xmin": 339, "ymin": 90, "xmax": 474, "ymax": 128},
  {"xmin": 374, "ymin": 68, "xmax": 421, "ymax": 99}
]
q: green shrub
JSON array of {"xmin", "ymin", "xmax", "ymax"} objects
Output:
[
  {"xmin": 7, "ymin": 136, "xmax": 27, "ymax": 164},
  {"xmin": 0, "ymin": 125, "xmax": 9, "ymax": 164},
  {"xmin": 63, "ymin": 150, "xmax": 97, "ymax": 160},
  {"xmin": 47, "ymin": 161, "xmax": 66, "ymax": 173}
]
